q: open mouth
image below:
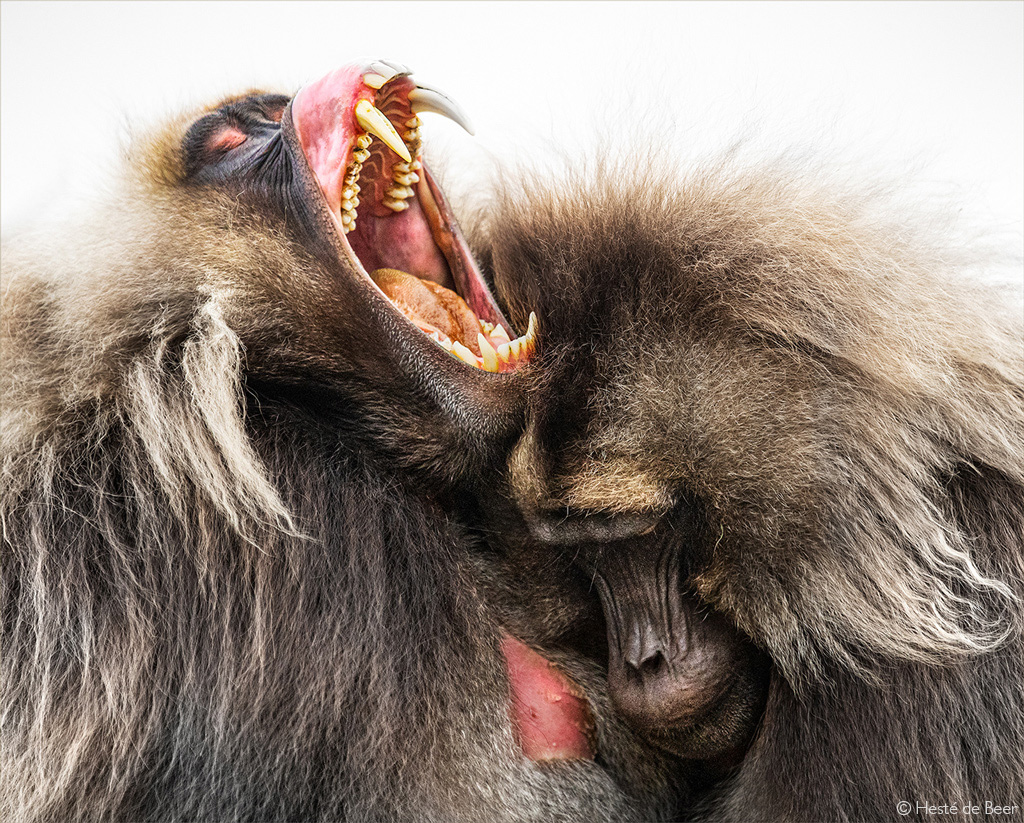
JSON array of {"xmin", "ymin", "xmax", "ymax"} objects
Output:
[{"xmin": 289, "ymin": 60, "xmax": 536, "ymax": 372}]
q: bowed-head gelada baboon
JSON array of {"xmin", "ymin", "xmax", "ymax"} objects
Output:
[
  {"xmin": 466, "ymin": 154, "xmax": 1024, "ymax": 820},
  {"xmin": 0, "ymin": 62, "xmax": 691, "ymax": 822}
]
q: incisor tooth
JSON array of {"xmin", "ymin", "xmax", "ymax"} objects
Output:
[
  {"xmin": 496, "ymin": 342, "xmax": 511, "ymax": 363},
  {"xmin": 353, "ymin": 100, "xmax": 411, "ymax": 162},
  {"xmin": 478, "ymin": 334, "xmax": 499, "ymax": 372},
  {"xmin": 362, "ymin": 73, "xmax": 387, "ymax": 90},
  {"xmin": 451, "ymin": 341, "xmax": 479, "ymax": 368},
  {"xmin": 408, "ymin": 85, "xmax": 476, "ymax": 135}
]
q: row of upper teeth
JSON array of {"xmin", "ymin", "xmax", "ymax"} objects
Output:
[
  {"xmin": 339, "ymin": 70, "xmax": 475, "ymax": 234},
  {"xmin": 429, "ymin": 313, "xmax": 539, "ymax": 372}
]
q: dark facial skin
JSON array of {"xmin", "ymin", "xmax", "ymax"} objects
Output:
[{"xmin": 469, "ymin": 488, "xmax": 768, "ymax": 771}]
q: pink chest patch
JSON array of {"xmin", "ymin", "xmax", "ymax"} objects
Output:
[{"xmin": 500, "ymin": 634, "xmax": 597, "ymax": 762}]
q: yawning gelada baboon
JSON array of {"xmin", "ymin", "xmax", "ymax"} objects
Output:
[
  {"xmin": 467, "ymin": 155, "xmax": 1024, "ymax": 820},
  {"xmin": 0, "ymin": 62, "xmax": 691, "ymax": 822}
]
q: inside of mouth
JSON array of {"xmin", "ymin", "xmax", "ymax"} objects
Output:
[{"xmin": 301, "ymin": 72, "xmax": 534, "ymax": 372}]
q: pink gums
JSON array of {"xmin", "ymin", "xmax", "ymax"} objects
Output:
[
  {"xmin": 290, "ymin": 63, "xmax": 373, "ymax": 214},
  {"xmin": 500, "ymin": 634, "xmax": 597, "ymax": 762}
]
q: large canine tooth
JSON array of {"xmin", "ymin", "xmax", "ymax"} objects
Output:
[
  {"xmin": 354, "ymin": 100, "xmax": 412, "ymax": 162},
  {"xmin": 408, "ymin": 85, "xmax": 475, "ymax": 135},
  {"xmin": 478, "ymin": 334, "xmax": 499, "ymax": 372},
  {"xmin": 491, "ymin": 323, "xmax": 511, "ymax": 344}
]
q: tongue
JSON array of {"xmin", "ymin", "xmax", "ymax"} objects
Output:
[
  {"xmin": 371, "ymin": 268, "xmax": 483, "ymax": 354},
  {"xmin": 500, "ymin": 634, "xmax": 597, "ymax": 762}
]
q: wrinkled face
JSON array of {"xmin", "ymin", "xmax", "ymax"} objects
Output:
[{"xmin": 482, "ymin": 462, "xmax": 769, "ymax": 766}]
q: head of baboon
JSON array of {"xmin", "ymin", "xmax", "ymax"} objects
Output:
[
  {"xmin": 30, "ymin": 61, "xmax": 541, "ymax": 484},
  {"xmin": 468, "ymin": 156, "xmax": 1023, "ymax": 763}
]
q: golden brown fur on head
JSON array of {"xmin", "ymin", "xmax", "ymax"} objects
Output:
[
  {"xmin": 466, "ymin": 147, "xmax": 1024, "ymax": 814},
  {"xmin": 468, "ymin": 147, "xmax": 1024, "ymax": 817},
  {"xmin": 479, "ymin": 149, "xmax": 1024, "ymax": 681}
]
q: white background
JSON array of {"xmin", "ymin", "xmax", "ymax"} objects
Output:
[{"xmin": 2, "ymin": 0, "xmax": 1022, "ymax": 283}]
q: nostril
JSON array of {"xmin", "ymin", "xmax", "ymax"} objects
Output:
[{"xmin": 627, "ymin": 648, "xmax": 668, "ymax": 679}]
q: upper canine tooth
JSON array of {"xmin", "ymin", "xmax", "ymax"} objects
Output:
[
  {"xmin": 491, "ymin": 323, "xmax": 511, "ymax": 343},
  {"xmin": 408, "ymin": 85, "xmax": 476, "ymax": 135},
  {"xmin": 353, "ymin": 100, "xmax": 412, "ymax": 162},
  {"xmin": 478, "ymin": 334, "xmax": 499, "ymax": 372}
]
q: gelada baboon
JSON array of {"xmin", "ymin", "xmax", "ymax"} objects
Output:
[
  {"xmin": 467, "ymin": 156, "xmax": 1024, "ymax": 820},
  {"xmin": 0, "ymin": 62, "xmax": 688, "ymax": 822}
]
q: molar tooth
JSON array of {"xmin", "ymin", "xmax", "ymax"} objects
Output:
[
  {"xmin": 353, "ymin": 99, "xmax": 411, "ymax": 162},
  {"xmin": 403, "ymin": 128, "xmax": 421, "ymax": 143},
  {"xmin": 405, "ymin": 116, "xmax": 421, "ymax": 129},
  {"xmin": 392, "ymin": 173, "xmax": 419, "ymax": 187},
  {"xmin": 408, "ymin": 85, "xmax": 476, "ymax": 135},
  {"xmin": 480, "ymin": 320, "xmax": 495, "ymax": 334},
  {"xmin": 451, "ymin": 341, "xmax": 480, "ymax": 368},
  {"xmin": 356, "ymin": 134, "xmax": 373, "ymax": 150},
  {"xmin": 478, "ymin": 334, "xmax": 499, "ymax": 372},
  {"xmin": 353, "ymin": 148, "xmax": 370, "ymax": 163},
  {"xmin": 382, "ymin": 197, "xmax": 410, "ymax": 212}
]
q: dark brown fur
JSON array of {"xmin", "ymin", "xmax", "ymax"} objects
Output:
[
  {"xmin": 467, "ymin": 151, "xmax": 1024, "ymax": 820},
  {"xmin": 0, "ymin": 103, "xmax": 687, "ymax": 821}
]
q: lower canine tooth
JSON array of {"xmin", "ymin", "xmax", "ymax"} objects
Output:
[
  {"xmin": 478, "ymin": 334, "xmax": 499, "ymax": 372},
  {"xmin": 451, "ymin": 341, "xmax": 479, "ymax": 367}
]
